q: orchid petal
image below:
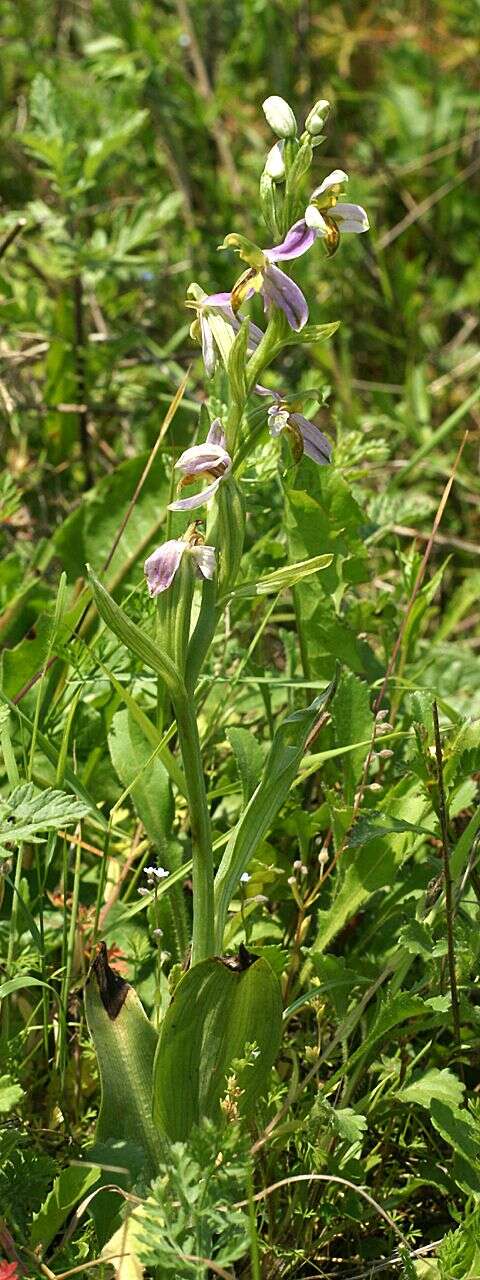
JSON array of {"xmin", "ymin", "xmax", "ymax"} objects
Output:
[
  {"xmin": 268, "ymin": 406, "xmax": 290, "ymax": 436},
  {"xmin": 174, "ymin": 442, "xmax": 231, "ymax": 476},
  {"xmin": 290, "ymin": 413, "xmax": 332, "ymax": 464},
  {"xmin": 190, "ymin": 544, "xmax": 217, "ymax": 580},
  {"xmin": 168, "ymin": 477, "xmax": 221, "ymax": 512},
  {"xmin": 262, "ymin": 264, "xmax": 308, "ymax": 331},
  {"xmin": 255, "ymin": 384, "xmax": 282, "ymax": 400},
  {"xmin": 202, "ymin": 292, "xmax": 234, "ymax": 309},
  {"xmin": 304, "ymin": 205, "xmax": 329, "ymax": 232},
  {"xmin": 206, "ymin": 417, "xmax": 226, "ymax": 448},
  {"xmin": 331, "ymin": 203, "xmax": 369, "ymax": 233},
  {"xmin": 266, "ymin": 219, "xmax": 317, "ymax": 262},
  {"xmin": 144, "ymin": 540, "xmax": 185, "ymax": 596},
  {"xmin": 200, "ymin": 314, "xmax": 217, "ymax": 377},
  {"xmin": 311, "ymin": 169, "xmax": 348, "ymax": 198}
]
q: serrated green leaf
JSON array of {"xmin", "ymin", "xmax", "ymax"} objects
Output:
[
  {"xmin": 398, "ymin": 1068, "xmax": 465, "ymax": 1112},
  {"xmin": 0, "ymin": 783, "xmax": 91, "ymax": 845},
  {"xmin": 349, "ymin": 812, "xmax": 434, "ymax": 848}
]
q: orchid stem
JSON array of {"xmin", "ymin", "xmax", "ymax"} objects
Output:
[{"xmin": 175, "ymin": 691, "xmax": 215, "ymax": 964}]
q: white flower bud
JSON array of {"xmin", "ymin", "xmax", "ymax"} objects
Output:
[
  {"xmin": 262, "ymin": 95, "xmax": 297, "ymax": 139},
  {"xmin": 240, "ymin": 872, "xmax": 250, "ymax": 883},
  {"xmin": 264, "ymin": 141, "xmax": 286, "ymax": 181},
  {"xmin": 378, "ymin": 748, "xmax": 394, "ymax": 759},
  {"xmin": 293, "ymin": 859, "xmax": 303, "ymax": 870},
  {"xmin": 368, "ymin": 782, "xmax": 383, "ymax": 792},
  {"xmin": 318, "ymin": 848, "xmax": 329, "ymax": 866},
  {"xmin": 304, "ymin": 99, "xmax": 331, "ymax": 136}
]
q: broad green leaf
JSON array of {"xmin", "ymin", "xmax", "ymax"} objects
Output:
[
  {"xmin": 313, "ymin": 837, "xmax": 396, "ymax": 955},
  {"xmin": 430, "ymin": 1101, "xmax": 480, "ymax": 1195},
  {"xmin": 214, "ymin": 683, "xmax": 335, "ymax": 950},
  {"xmin": 109, "ymin": 711, "xmax": 174, "ymax": 862},
  {"xmin": 397, "ymin": 1069, "xmax": 464, "ymax": 1112},
  {"xmin": 0, "ymin": 1074, "xmax": 23, "ymax": 1113},
  {"xmin": 0, "ymin": 782, "xmax": 92, "ymax": 846},
  {"xmin": 226, "ymin": 727, "xmax": 264, "ymax": 806},
  {"xmin": 152, "ymin": 953, "xmax": 282, "ymax": 1140},
  {"xmin": 331, "ymin": 670, "xmax": 373, "ymax": 804},
  {"xmin": 30, "ymin": 1164, "xmax": 100, "ymax": 1250},
  {"xmin": 108, "ymin": 710, "xmax": 189, "ymax": 957},
  {"xmin": 84, "ymin": 944, "xmax": 164, "ymax": 1181},
  {"xmin": 314, "ymin": 784, "xmax": 429, "ymax": 954},
  {"xmin": 87, "ymin": 569, "xmax": 184, "ymax": 701}
]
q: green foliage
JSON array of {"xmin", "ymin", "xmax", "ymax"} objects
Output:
[
  {"xmin": 153, "ymin": 955, "xmax": 282, "ymax": 1139},
  {"xmin": 0, "ymin": 783, "xmax": 92, "ymax": 847},
  {"xmin": 30, "ymin": 1164, "xmax": 100, "ymax": 1251},
  {"xmin": 1, "ymin": 0, "xmax": 480, "ymax": 1273},
  {"xmin": 134, "ymin": 1120, "xmax": 251, "ymax": 1275}
]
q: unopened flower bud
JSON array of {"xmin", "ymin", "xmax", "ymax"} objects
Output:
[
  {"xmin": 368, "ymin": 782, "xmax": 383, "ymax": 792},
  {"xmin": 318, "ymin": 848, "xmax": 329, "ymax": 866},
  {"xmin": 263, "ymin": 95, "xmax": 297, "ymax": 139},
  {"xmin": 293, "ymin": 859, "xmax": 303, "ymax": 870},
  {"xmin": 300, "ymin": 864, "xmax": 308, "ymax": 877},
  {"xmin": 376, "ymin": 722, "xmax": 393, "ymax": 735},
  {"xmin": 376, "ymin": 709, "xmax": 389, "ymax": 721},
  {"xmin": 287, "ymin": 875, "xmax": 297, "ymax": 887},
  {"xmin": 240, "ymin": 872, "xmax": 250, "ymax": 883},
  {"xmin": 304, "ymin": 99, "xmax": 331, "ymax": 136},
  {"xmin": 264, "ymin": 141, "xmax": 286, "ymax": 181},
  {"xmin": 378, "ymin": 748, "xmax": 394, "ymax": 759}
]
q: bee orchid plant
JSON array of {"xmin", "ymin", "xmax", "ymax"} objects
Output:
[{"xmin": 86, "ymin": 93, "xmax": 369, "ymax": 1227}]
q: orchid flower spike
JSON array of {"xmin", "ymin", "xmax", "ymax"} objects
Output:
[
  {"xmin": 168, "ymin": 418, "xmax": 232, "ymax": 513},
  {"xmin": 222, "ymin": 234, "xmax": 308, "ymax": 332},
  {"xmin": 264, "ymin": 170, "xmax": 369, "ymax": 263},
  {"xmin": 187, "ymin": 290, "xmax": 264, "ymax": 378},
  {"xmin": 144, "ymin": 529, "xmax": 216, "ymax": 596},
  {"xmin": 257, "ymin": 387, "xmax": 332, "ymax": 466}
]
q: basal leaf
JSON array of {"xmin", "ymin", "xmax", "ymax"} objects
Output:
[{"xmin": 152, "ymin": 953, "xmax": 282, "ymax": 1140}]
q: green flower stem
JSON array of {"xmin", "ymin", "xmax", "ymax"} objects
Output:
[
  {"xmin": 245, "ymin": 311, "xmax": 285, "ymax": 394},
  {"xmin": 175, "ymin": 691, "xmax": 214, "ymax": 964}
]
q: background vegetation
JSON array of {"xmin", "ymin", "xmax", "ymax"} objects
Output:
[{"xmin": 1, "ymin": 1, "xmax": 479, "ymax": 1277}]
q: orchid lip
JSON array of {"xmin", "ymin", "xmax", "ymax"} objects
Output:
[{"xmin": 144, "ymin": 537, "xmax": 216, "ymax": 593}]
